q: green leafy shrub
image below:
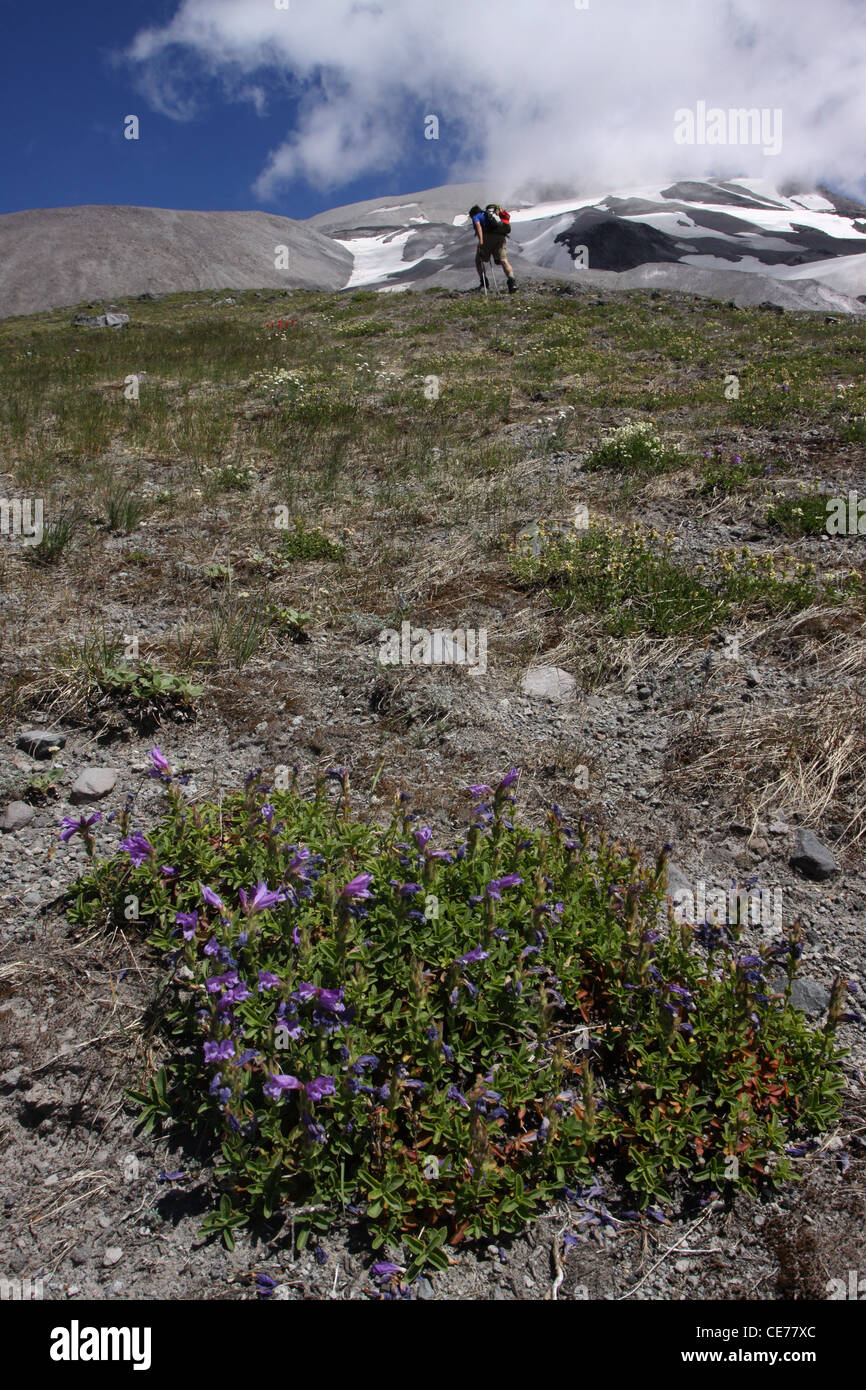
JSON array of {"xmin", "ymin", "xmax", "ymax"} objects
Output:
[
  {"xmin": 513, "ymin": 522, "xmax": 727, "ymax": 637},
  {"xmin": 99, "ymin": 662, "xmax": 203, "ymax": 709},
  {"xmin": 277, "ymin": 518, "xmax": 344, "ymax": 563},
  {"xmin": 765, "ymin": 491, "xmax": 829, "ymax": 537},
  {"xmin": 699, "ymin": 451, "xmax": 765, "ymax": 497},
  {"xmin": 65, "ymin": 761, "xmax": 846, "ymax": 1258},
  {"xmin": 584, "ymin": 422, "xmax": 682, "ymax": 475},
  {"xmin": 514, "ymin": 524, "xmax": 825, "ymax": 636}
]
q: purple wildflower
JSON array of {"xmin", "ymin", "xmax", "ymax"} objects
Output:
[
  {"xmin": 306, "ymin": 1076, "xmax": 335, "ymax": 1103},
  {"xmin": 341, "ymin": 872, "xmax": 373, "ymax": 901},
  {"xmin": 456, "ymin": 945, "xmax": 489, "ymax": 966},
  {"xmin": 199, "ymin": 884, "xmax": 224, "ymax": 912},
  {"xmin": 257, "ymin": 970, "xmax": 280, "ymax": 992},
  {"xmin": 204, "ymin": 1040, "xmax": 236, "ymax": 1063},
  {"xmin": 239, "ymin": 881, "xmax": 288, "ymax": 915},
  {"xmin": 59, "ymin": 811, "xmax": 102, "ymax": 843},
  {"xmin": 120, "ymin": 832, "xmax": 153, "ymax": 867},
  {"xmin": 176, "ymin": 910, "xmax": 198, "ymax": 941},
  {"xmin": 447, "ymin": 1085, "xmax": 470, "ymax": 1109},
  {"xmin": 149, "ymin": 746, "xmax": 172, "ymax": 778},
  {"xmin": 263, "ymin": 1073, "xmax": 303, "ymax": 1101},
  {"xmin": 486, "ymin": 874, "xmax": 523, "ymax": 901}
]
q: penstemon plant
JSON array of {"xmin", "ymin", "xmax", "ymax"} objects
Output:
[{"xmin": 65, "ymin": 754, "xmax": 852, "ymax": 1258}]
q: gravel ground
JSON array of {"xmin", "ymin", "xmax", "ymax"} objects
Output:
[{"xmin": 1, "ymin": 617, "xmax": 864, "ymax": 1302}]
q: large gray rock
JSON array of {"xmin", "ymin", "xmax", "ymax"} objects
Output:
[
  {"xmin": 665, "ymin": 862, "xmax": 692, "ymax": 900},
  {"xmin": 790, "ymin": 828, "xmax": 837, "ymax": 881},
  {"xmin": 521, "ymin": 665, "xmax": 576, "ymax": 701},
  {"xmin": 16, "ymin": 729, "xmax": 66, "ymax": 759},
  {"xmin": 0, "ymin": 801, "xmax": 35, "ymax": 833},
  {"xmin": 72, "ymin": 311, "xmax": 129, "ymax": 328},
  {"xmin": 771, "ymin": 976, "xmax": 831, "ymax": 1017},
  {"xmin": 70, "ymin": 768, "xmax": 118, "ymax": 803}
]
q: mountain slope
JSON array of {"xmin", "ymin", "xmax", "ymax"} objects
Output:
[
  {"xmin": 3, "ymin": 179, "xmax": 866, "ymax": 317},
  {"xmin": 0, "ymin": 205, "xmax": 352, "ymax": 319},
  {"xmin": 314, "ymin": 178, "xmax": 866, "ymax": 313}
]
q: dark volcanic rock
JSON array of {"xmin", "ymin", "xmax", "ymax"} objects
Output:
[{"xmin": 790, "ymin": 828, "xmax": 837, "ymax": 881}]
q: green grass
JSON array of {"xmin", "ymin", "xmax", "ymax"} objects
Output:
[
  {"xmin": 513, "ymin": 523, "xmax": 727, "ymax": 637},
  {"xmin": 276, "ymin": 517, "xmax": 344, "ymax": 563},
  {"xmin": 766, "ymin": 490, "xmax": 830, "ymax": 537},
  {"xmin": 513, "ymin": 523, "xmax": 831, "ymax": 637}
]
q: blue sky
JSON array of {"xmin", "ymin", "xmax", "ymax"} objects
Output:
[
  {"xmin": 2, "ymin": 2, "xmax": 864, "ymax": 219},
  {"xmin": 0, "ymin": 1, "xmax": 450, "ymax": 219}
]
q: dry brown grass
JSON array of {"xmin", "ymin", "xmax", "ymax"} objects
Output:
[{"xmin": 667, "ymin": 688, "xmax": 866, "ymax": 846}]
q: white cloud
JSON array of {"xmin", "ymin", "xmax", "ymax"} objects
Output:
[{"xmin": 126, "ymin": 0, "xmax": 866, "ymax": 200}]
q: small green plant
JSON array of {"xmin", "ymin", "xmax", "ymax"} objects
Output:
[
  {"xmin": 101, "ymin": 482, "xmax": 148, "ymax": 534},
  {"xmin": 277, "ymin": 518, "xmax": 344, "ymax": 563},
  {"xmin": 766, "ymin": 490, "xmax": 829, "ymax": 537},
  {"xmin": 698, "ymin": 449, "xmax": 765, "ymax": 496},
  {"xmin": 267, "ymin": 604, "xmax": 313, "ymax": 643},
  {"xmin": 99, "ymin": 662, "xmax": 203, "ymax": 708},
  {"xmin": 201, "ymin": 563, "xmax": 232, "ymax": 585},
  {"xmin": 206, "ymin": 463, "xmax": 252, "ymax": 493},
  {"xmin": 29, "ymin": 503, "xmax": 79, "ymax": 565},
  {"xmin": 65, "ymin": 762, "xmax": 848, "ymax": 1255},
  {"xmin": 837, "ymin": 418, "xmax": 866, "ymax": 444},
  {"xmin": 208, "ymin": 598, "xmax": 270, "ymax": 669},
  {"xmin": 24, "ymin": 764, "xmax": 66, "ymax": 804},
  {"xmin": 584, "ymin": 422, "xmax": 682, "ymax": 475},
  {"xmin": 513, "ymin": 521, "xmax": 727, "ymax": 637}
]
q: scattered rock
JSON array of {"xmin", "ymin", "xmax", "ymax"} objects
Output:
[
  {"xmin": 102, "ymin": 1247, "xmax": 123, "ymax": 1268},
  {"xmin": 768, "ymin": 820, "xmax": 789, "ymax": 836},
  {"xmin": 666, "ymin": 862, "xmax": 692, "ymax": 900},
  {"xmin": 17, "ymin": 729, "xmax": 66, "ymax": 759},
  {"xmin": 0, "ymin": 801, "xmax": 36, "ymax": 832},
  {"xmin": 790, "ymin": 828, "xmax": 837, "ymax": 881},
  {"xmin": 72, "ymin": 312, "xmax": 130, "ymax": 328},
  {"xmin": 521, "ymin": 666, "xmax": 576, "ymax": 702},
  {"xmin": 70, "ymin": 768, "xmax": 118, "ymax": 803},
  {"xmin": 771, "ymin": 976, "xmax": 831, "ymax": 1017}
]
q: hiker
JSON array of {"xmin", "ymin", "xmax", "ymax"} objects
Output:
[{"xmin": 469, "ymin": 204, "xmax": 517, "ymax": 293}]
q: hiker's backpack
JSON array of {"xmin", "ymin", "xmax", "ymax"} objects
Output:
[{"xmin": 485, "ymin": 204, "xmax": 512, "ymax": 236}]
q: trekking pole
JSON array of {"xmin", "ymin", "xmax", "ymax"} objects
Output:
[{"xmin": 488, "ymin": 256, "xmax": 501, "ymax": 295}]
